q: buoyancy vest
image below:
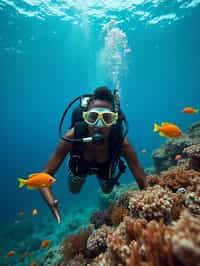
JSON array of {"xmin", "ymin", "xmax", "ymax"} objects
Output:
[{"xmin": 68, "ymin": 109, "xmax": 126, "ymax": 185}]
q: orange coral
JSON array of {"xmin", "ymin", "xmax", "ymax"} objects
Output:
[
  {"xmin": 88, "ymin": 194, "xmax": 200, "ymax": 266},
  {"xmin": 107, "ymin": 203, "xmax": 129, "ymax": 226},
  {"xmin": 147, "ymin": 175, "xmax": 161, "ymax": 187},
  {"xmin": 159, "ymin": 167, "xmax": 200, "ymax": 192},
  {"xmin": 170, "ymin": 193, "xmax": 186, "ymax": 220},
  {"xmin": 67, "ymin": 166, "xmax": 200, "ymax": 266},
  {"xmin": 147, "ymin": 168, "xmax": 200, "ymax": 194},
  {"xmin": 95, "ymin": 216, "xmax": 175, "ymax": 266},
  {"xmin": 124, "ymin": 217, "xmax": 174, "ymax": 266}
]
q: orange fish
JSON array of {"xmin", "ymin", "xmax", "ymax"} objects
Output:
[
  {"xmin": 18, "ymin": 173, "xmax": 56, "ymax": 190},
  {"xmin": 175, "ymin": 154, "xmax": 182, "ymax": 161},
  {"xmin": 40, "ymin": 239, "xmax": 51, "ymax": 248},
  {"xmin": 30, "ymin": 262, "xmax": 37, "ymax": 266},
  {"xmin": 153, "ymin": 122, "xmax": 183, "ymax": 138},
  {"xmin": 19, "ymin": 211, "xmax": 25, "ymax": 217},
  {"xmin": 32, "ymin": 208, "xmax": 38, "ymax": 216},
  {"xmin": 182, "ymin": 107, "xmax": 199, "ymax": 114},
  {"xmin": 79, "ymin": 227, "xmax": 85, "ymax": 233},
  {"xmin": 7, "ymin": 250, "xmax": 16, "ymax": 257}
]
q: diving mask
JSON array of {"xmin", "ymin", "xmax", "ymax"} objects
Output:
[{"xmin": 83, "ymin": 108, "xmax": 118, "ymax": 127}]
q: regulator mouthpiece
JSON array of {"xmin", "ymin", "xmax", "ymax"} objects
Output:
[{"xmin": 92, "ymin": 133, "xmax": 104, "ymax": 145}]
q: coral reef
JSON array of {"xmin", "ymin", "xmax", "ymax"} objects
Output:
[
  {"xmin": 185, "ymin": 192, "xmax": 200, "ymax": 215},
  {"xmin": 4, "ymin": 123, "xmax": 200, "ymax": 266},
  {"xmin": 89, "ymin": 210, "xmax": 200, "ymax": 266},
  {"xmin": 183, "ymin": 144, "xmax": 200, "ymax": 171},
  {"xmin": 89, "ymin": 203, "xmax": 130, "ymax": 229},
  {"xmin": 61, "ymin": 229, "xmax": 92, "ymax": 263},
  {"xmin": 40, "ymin": 245, "xmax": 62, "ymax": 266},
  {"xmin": 89, "ymin": 210, "xmax": 109, "ymax": 229},
  {"xmin": 106, "ymin": 202, "xmax": 129, "ymax": 226},
  {"xmin": 58, "ymin": 166, "xmax": 200, "ymax": 266},
  {"xmin": 60, "ymin": 254, "xmax": 88, "ymax": 266},
  {"xmin": 172, "ymin": 210, "xmax": 200, "ymax": 266},
  {"xmin": 146, "ymin": 168, "xmax": 200, "ymax": 217},
  {"xmin": 147, "ymin": 167, "xmax": 200, "ymax": 192},
  {"xmin": 128, "ymin": 185, "xmax": 174, "ymax": 222},
  {"xmin": 87, "ymin": 225, "xmax": 113, "ymax": 257},
  {"xmin": 149, "ymin": 120, "xmax": 200, "ymax": 174},
  {"xmin": 90, "ymin": 217, "xmax": 174, "ymax": 266},
  {"xmin": 187, "ymin": 120, "xmax": 200, "ymax": 142},
  {"xmin": 151, "ymin": 136, "xmax": 193, "ymax": 173}
]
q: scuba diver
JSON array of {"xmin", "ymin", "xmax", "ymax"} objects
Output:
[{"xmin": 40, "ymin": 86, "xmax": 147, "ymax": 224}]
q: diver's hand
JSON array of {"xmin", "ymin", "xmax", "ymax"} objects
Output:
[
  {"xmin": 50, "ymin": 200, "xmax": 61, "ymax": 224},
  {"xmin": 39, "ymin": 188, "xmax": 61, "ymax": 223}
]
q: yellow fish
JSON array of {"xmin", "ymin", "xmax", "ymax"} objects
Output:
[
  {"xmin": 18, "ymin": 173, "xmax": 56, "ymax": 190},
  {"xmin": 154, "ymin": 122, "xmax": 183, "ymax": 138}
]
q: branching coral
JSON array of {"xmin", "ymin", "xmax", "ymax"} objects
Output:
[
  {"xmin": 146, "ymin": 174, "xmax": 161, "ymax": 186},
  {"xmin": 106, "ymin": 203, "xmax": 129, "ymax": 226},
  {"xmin": 128, "ymin": 185, "xmax": 174, "ymax": 221},
  {"xmin": 124, "ymin": 217, "xmax": 174, "ymax": 266},
  {"xmin": 170, "ymin": 193, "xmax": 186, "ymax": 220},
  {"xmin": 106, "ymin": 222, "xmax": 131, "ymax": 265},
  {"xmin": 148, "ymin": 167, "xmax": 200, "ymax": 193},
  {"xmin": 129, "ymin": 174, "xmax": 199, "ymax": 221},
  {"xmin": 189, "ymin": 175, "xmax": 200, "ymax": 194},
  {"xmin": 90, "ymin": 217, "xmax": 175, "ymax": 266},
  {"xmin": 117, "ymin": 191, "xmax": 135, "ymax": 209},
  {"xmin": 160, "ymin": 167, "xmax": 193, "ymax": 191},
  {"xmin": 59, "ymin": 166, "xmax": 200, "ymax": 266},
  {"xmin": 86, "ymin": 189, "xmax": 200, "ymax": 266}
]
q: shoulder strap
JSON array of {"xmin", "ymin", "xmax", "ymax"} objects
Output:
[
  {"xmin": 109, "ymin": 120, "xmax": 123, "ymax": 159},
  {"xmin": 70, "ymin": 106, "xmax": 84, "ymax": 128},
  {"xmin": 71, "ymin": 121, "xmax": 88, "ymax": 155},
  {"xmin": 108, "ymin": 110, "xmax": 127, "ymax": 181}
]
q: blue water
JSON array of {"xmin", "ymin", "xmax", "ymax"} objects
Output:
[{"xmin": 1, "ymin": 0, "xmax": 200, "ymax": 231}]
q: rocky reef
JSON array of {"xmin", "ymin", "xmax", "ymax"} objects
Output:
[{"xmin": 149, "ymin": 120, "xmax": 200, "ymax": 174}]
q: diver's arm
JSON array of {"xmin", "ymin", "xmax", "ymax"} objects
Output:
[
  {"xmin": 42, "ymin": 128, "xmax": 74, "ymax": 175},
  {"xmin": 40, "ymin": 128, "xmax": 74, "ymax": 223},
  {"xmin": 121, "ymin": 138, "xmax": 147, "ymax": 190}
]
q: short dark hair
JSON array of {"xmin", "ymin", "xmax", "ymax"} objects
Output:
[{"xmin": 87, "ymin": 86, "xmax": 114, "ymax": 110}]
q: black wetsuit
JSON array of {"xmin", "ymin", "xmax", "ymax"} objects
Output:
[{"xmin": 68, "ymin": 155, "xmax": 111, "ymax": 179}]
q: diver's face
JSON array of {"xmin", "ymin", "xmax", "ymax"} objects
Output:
[{"xmin": 87, "ymin": 100, "xmax": 113, "ymax": 141}]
